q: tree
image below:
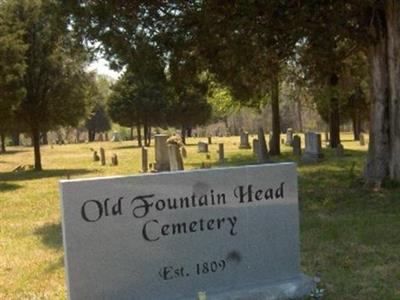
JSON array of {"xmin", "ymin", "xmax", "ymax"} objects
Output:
[
  {"xmin": 0, "ymin": 1, "xmax": 26, "ymax": 153},
  {"xmin": 108, "ymin": 40, "xmax": 168, "ymax": 147},
  {"xmin": 9, "ymin": 0, "xmax": 89, "ymax": 170},
  {"xmin": 84, "ymin": 75, "xmax": 111, "ymax": 142}
]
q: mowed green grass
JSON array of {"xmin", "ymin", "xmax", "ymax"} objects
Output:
[{"xmin": 0, "ymin": 133, "xmax": 399, "ymax": 299}]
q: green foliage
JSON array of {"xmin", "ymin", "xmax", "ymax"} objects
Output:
[
  {"xmin": 0, "ymin": 0, "xmax": 26, "ymax": 134},
  {"xmin": 84, "ymin": 74, "xmax": 111, "ymax": 137},
  {"xmin": 108, "ymin": 40, "xmax": 168, "ymax": 128}
]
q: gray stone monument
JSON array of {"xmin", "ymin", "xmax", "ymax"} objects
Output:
[
  {"xmin": 218, "ymin": 143, "xmax": 224, "ymax": 162},
  {"xmin": 60, "ymin": 164, "xmax": 314, "ymax": 300},
  {"xmin": 257, "ymin": 127, "xmax": 269, "ymax": 163},
  {"xmin": 93, "ymin": 151, "xmax": 100, "ymax": 162},
  {"xmin": 99, "ymin": 147, "xmax": 105, "ymax": 166},
  {"xmin": 359, "ymin": 133, "xmax": 365, "ymax": 146},
  {"xmin": 111, "ymin": 153, "xmax": 118, "ymax": 166},
  {"xmin": 168, "ymin": 144, "xmax": 184, "ymax": 171},
  {"xmin": 252, "ymin": 138, "xmax": 259, "ymax": 155},
  {"xmin": 301, "ymin": 132, "xmax": 324, "ymax": 162},
  {"xmin": 181, "ymin": 147, "xmax": 187, "ymax": 158},
  {"xmin": 292, "ymin": 135, "xmax": 302, "ymax": 156},
  {"xmin": 285, "ymin": 128, "xmax": 293, "ymax": 146},
  {"xmin": 238, "ymin": 130, "xmax": 251, "ymax": 149},
  {"xmin": 208, "ymin": 136, "xmax": 212, "ymax": 144},
  {"xmin": 155, "ymin": 134, "xmax": 170, "ymax": 172},
  {"xmin": 141, "ymin": 147, "xmax": 148, "ymax": 173},
  {"xmin": 198, "ymin": 141, "xmax": 208, "ymax": 153}
]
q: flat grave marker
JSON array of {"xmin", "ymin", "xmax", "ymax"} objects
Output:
[{"xmin": 60, "ymin": 163, "xmax": 313, "ymax": 300}]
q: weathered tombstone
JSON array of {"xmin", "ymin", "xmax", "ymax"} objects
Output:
[
  {"xmin": 98, "ymin": 133, "xmax": 104, "ymax": 142},
  {"xmin": 238, "ymin": 129, "xmax": 251, "ymax": 149},
  {"xmin": 141, "ymin": 147, "xmax": 148, "ymax": 173},
  {"xmin": 93, "ymin": 151, "xmax": 100, "ymax": 162},
  {"xmin": 285, "ymin": 128, "xmax": 293, "ymax": 146},
  {"xmin": 168, "ymin": 144, "xmax": 184, "ymax": 171},
  {"xmin": 60, "ymin": 164, "xmax": 314, "ymax": 300},
  {"xmin": 154, "ymin": 134, "xmax": 170, "ymax": 172},
  {"xmin": 218, "ymin": 143, "xmax": 224, "ymax": 162},
  {"xmin": 301, "ymin": 132, "xmax": 324, "ymax": 162},
  {"xmin": 252, "ymin": 138, "xmax": 259, "ymax": 155},
  {"xmin": 99, "ymin": 148, "xmax": 106, "ymax": 166},
  {"xmin": 111, "ymin": 131, "xmax": 121, "ymax": 142},
  {"xmin": 208, "ymin": 136, "xmax": 212, "ymax": 144},
  {"xmin": 257, "ymin": 127, "xmax": 269, "ymax": 163},
  {"xmin": 111, "ymin": 154, "xmax": 118, "ymax": 166},
  {"xmin": 359, "ymin": 133, "xmax": 365, "ymax": 146},
  {"xmin": 292, "ymin": 135, "xmax": 302, "ymax": 156},
  {"xmin": 198, "ymin": 141, "xmax": 208, "ymax": 153},
  {"xmin": 181, "ymin": 147, "xmax": 187, "ymax": 158},
  {"xmin": 335, "ymin": 144, "xmax": 344, "ymax": 156}
]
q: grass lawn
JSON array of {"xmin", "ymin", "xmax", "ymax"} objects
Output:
[{"xmin": 0, "ymin": 133, "xmax": 399, "ymax": 299}]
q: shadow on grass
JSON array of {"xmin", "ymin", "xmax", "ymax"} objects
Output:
[
  {"xmin": 114, "ymin": 144, "xmax": 142, "ymax": 150},
  {"xmin": 0, "ymin": 149, "xmax": 29, "ymax": 155},
  {"xmin": 35, "ymin": 222, "xmax": 63, "ymax": 250},
  {"xmin": 0, "ymin": 182, "xmax": 22, "ymax": 192},
  {"xmin": 0, "ymin": 168, "xmax": 91, "ymax": 182}
]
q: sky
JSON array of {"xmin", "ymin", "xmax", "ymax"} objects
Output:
[{"xmin": 87, "ymin": 58, "xmax": 121, "ymax": 80}]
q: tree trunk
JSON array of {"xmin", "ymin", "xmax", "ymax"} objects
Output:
[
  {"xmin": 88, "ymin": 130, "xmax": 95, "ymax": 142},
  {"xmin": 387, "ymin": 0, "xmax": 400, "ymax": 181},
  {"xmin": 365, "ymin": 23, "xmax": 390, "ymax": 185},
  {"xmin": 11, "ymin": 132, "xmax": 20, "ymax": 146},
  {"xmin": 143, "ymin": 123, "xmax": 149, "ymax": 147},
  {"xmin": 31, "ymin": 127, "xmax": 42, "ymax": 171},
  {"xmin": 0, "ymin": 132, "xmax": 6, "ymax": 153},
  {"xmin": 296, "ymin": 96, "xmax": 303, "ymax": 133},
  {"xmin": 364, "ymin": 0, "xmax": 400, "ymax": 184},
  {"xmin": 328, "ymin": 73, "xmax": 341, "ymax": 149},
  {"xmin": 146, "ymin": 126, "xmax": 151, "ymax": 146},
  {"xmin": 181, "ymin": 126, "xmax": 186, "ymax": 145},
  {"xmin": 136, "ymin": 125, "xmax": 142, "ymax": 147},
  {"xmin": 269, "ymin": 74, "xmax": 281, "ymax": 155},
  {"xmin": 187, "ymin": 127, "xmax": 192, "ymax": 137},
  {"xmin": 130, "ymin": 127, "xmax": 134, "ymax": 140},
  {"xmin": 41, "ymin": 131, "xmax": 48, "ymax": 145},
  {"xmin": 352, "ymin": 112, "xmax": 361, "ymax": 141}
]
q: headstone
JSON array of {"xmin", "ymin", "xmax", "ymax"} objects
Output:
[
  {"xmin": 208, "ymin": 136, "xmax": 212, "ymax": 144},
  {"xmin": 155, "ymin": 134, "xmax": 170, "ymax": 172},
  {"xmin": 60, "ymin": 164, "xmax": 314, "ymax": 300},
  {"xmin": 98, "ymin": 133, "xmax": 104, "ymax": 142},
  {"xmin": 292, "ymin": 135, "xmax": 302, "ymax": 156},
  {"xmin": 99, "ymin": 147, "xmax": 106, "ymax": 166},
  {"xmin": 111, "ymin": 153, "xmax": 118, "ymax": 166},
  {"xmin": 257, "ymin": 127, "xmax": 269, "ymax": 163},
  {"xmin": 141, "ymin": 147, "xmax": 148, "ymax": 173},
  {"xmin": 168, "ymin": 144, "xmax": 184, "ymax": 171},
  {"xmin": 181, "ymin": 147, "xmax": 187, "ymax": 158},
  {"xmin": 252, "ymin": 139, "xmax": 259, "ymax": 155},
  {"xmin": 359, "ymin": 133, "xmax": 365, "ymax": 146},
  {"xmin": 238, "ymin": 129, "xmax": 251, "ymax": 149},
  {"xmin": 93, "ymin": 151, "xmax": 100, "ymax": 162},
  {"xmin": 111, "ymin": 131, "xmax": 121, "ymax": 142},
  {"xmin": 335, "ymin": 144, "xmax": 344, "ymax": 156},
  {"xmin": 285, "ymin": 128, "xmax": 293, "ymax": 146},
  {"xmin": 198, "ymin": 141, "xmax": 208, "ymax": 153},
  {"xmin": 301, "ymin": 132, "xmax": 324, "ymax": 162},
  {"xmin": 218, "ymin": 143, "xmax": 224, "ymax": 162}
]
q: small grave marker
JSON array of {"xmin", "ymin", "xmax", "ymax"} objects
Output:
[{"xmin": 99, "ymin": 147, "xmax": 105, "ymax": 166}]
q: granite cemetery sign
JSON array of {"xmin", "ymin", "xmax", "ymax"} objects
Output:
[{"xmin": 60, "ymin": 164, "xmax": 313, "ymax": 300}]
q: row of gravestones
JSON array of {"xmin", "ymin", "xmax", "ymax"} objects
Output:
[{"xmin": 94, "ymin": 130, "xmax": 364, "ymax": 170}]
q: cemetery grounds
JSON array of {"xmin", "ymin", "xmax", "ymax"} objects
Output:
[{"xmin": 0, "ymin": 133, "xmax": 399, "ymax": 299}]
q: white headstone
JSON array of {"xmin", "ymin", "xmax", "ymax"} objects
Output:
[{"xmin": 60, "ymin": 164, "xmax": 314, "ymax": 300}]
